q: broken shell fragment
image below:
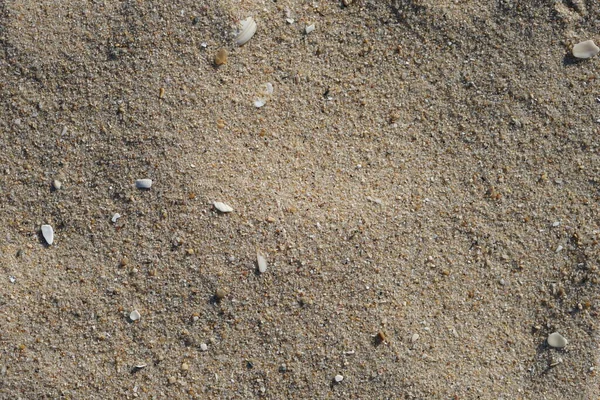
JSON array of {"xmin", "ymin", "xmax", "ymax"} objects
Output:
[
  {"xmin": 135, "ymin": 179, "xmax": 153, "ymax": 189},
  {"xmin": 548, "ymin": 332, "xmax": 568, "ymax": 348},
  {"xmin": 213, "ymin": 201, "xmax": 233, "ymax": 213},
  {"xmin": 214, "ymin": 48, "xmax": 228, "ymax": 66},
  {"xmin": 257, "ymin": 252, "xmax": 267, "ymax": 273},
  {"xmin": 573, "ymin": 40, "xmax": 600, "ymax": 59},
  {"xmin": 236, "ymin": 17, "xmax": 257, "ymax": 46},
  {"xmin": 130, "ymin": 310, "xmax": 141, "ymax": 321},
  {"xmin": 41, "ymin": 225, "xmax": 54, "ymax": 245}
]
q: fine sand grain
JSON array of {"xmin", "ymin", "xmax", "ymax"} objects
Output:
[{"xmin": 1, "ymin": 1, "xmax": 599, "ymax": 398}]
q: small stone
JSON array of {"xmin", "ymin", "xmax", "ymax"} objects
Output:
[
  {"xmin": 168, "ymin": 376, "xmax": 176, "ymax": 384},
  {"xmin": 181, "ymin": 362, "xmax": 189, "ymax": 371},
  {"xmin": 52, "ymin": 180, "xmax": 62, "ymax": 190},
  {"xmin": 552, "ymin": 221, "xmax": 560, "ymax": 227},
  {"xmin": 573, "ymin": 40, "xmax": 600, "ymax": 59},
  {"xmin": 334, "ymin": 374, "xmax": 344, "ymax": 383},
  {"xmin": 130, "ymin": 310, "xmax": 141, "ymax": 321},
  {"xmin": 257, "ymin": 252, "xmax": 267, "ymax": 274},
  {"xmin": 41, "ymin": 225, "xmax": 54, "ymax": 245},
  {"xmin": 305, "ymin": 24, "xmax": 315, "ymax": 34},
  {"xmin": 215, "ymin": 288, "xmax": 227, "ymax": 300},
  {"xmin": 200, "ymin": 343, "xmax": 208, "ymax": 351},
  {"xmin": 213, "ymin": 201, "xmax": 233, "ymax": 213},
  {"xmin": 411, "ymin": 333, "xmax": 420, "ymax": 343},
  {"xmin": 548, "ymin": 332, "xmax": 568, "ymax": 348},
  {"xmin": 214, "ymin": 48, "xmax": 228, "ymax": 66},
  {"xmin": 135, "ymin": 179, "xmax": 153, "ymax": 189}
]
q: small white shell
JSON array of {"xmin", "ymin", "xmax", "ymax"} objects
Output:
[
  {"xmin": 305, "ymin": 24, "xmax": 315, "ymax": 34},
  {"xmin": 41, "ymin": 225, "xmax": 54, "ymax": 245},
  {"xmin": 257, "ymin": 252, "xmax": 267, "ymax": 273},
  {"xmin": 213, "ymin": 201, "xmax": 233, "ymax": 213},
  {"xmin": 135, "ymin": 179, "xmax": 153, "ymax": 189},
  {"xmin": 130, "ymin": 310, "xmax": 141, "ymax": 321},
  {"xmin": 334, "ymin": 374, "xmax": 344, "ymax": 383},
  {"xmin": 254, "ymin": 98, "xmax": 266, "ymax": 108},
  {"xmin": 236, "ymin": 17, "xmax": 257, "ymax": 46},
  {"xmin": 548, "ymin": 332, "xmax": 568, "ymax": 348},
  {"xmin": 573, "ymin": 40, "xmax": 600, "ymax": 59}
]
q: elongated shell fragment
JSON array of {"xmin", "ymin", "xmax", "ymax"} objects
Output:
[
  {"xmin": 573, "ymin": 40, "xmax": 600, "ymax": 59},
  {"xmin": 257, "ymin": 252, "xmax": 267, "ymax": 273},
  {"xmin": 41, "ymin": 224, "xmax": 54, "ymax": 245},
  {"xmin": 213, "ymin": 201, "xmax": 233, "ymax": 213},
  {"xmin": 236, "ymin": 17, "xmax": 257, "ymax": 46}
]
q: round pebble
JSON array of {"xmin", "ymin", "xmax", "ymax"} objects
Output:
[
  {"xmin": 130, "ymin": 310, "xmax": 141, "ymax": 321},
  {"xmin": 52, "ymin": 179, "xmax": 62, "ymax": 190},
  {"xmin": 411, "ymin": 333, "xmax": 420, "ymax": 343},
  {"xmin": 548, "ymin": 332, "xmax": 568, "ymax": 348},
  {"xmin": 181, "ymin": 362, "xmax": 189, "ymax": 371},
  {"xmin": 135, "ymin": 179, "xmax": 153, "ymax": 189},
  {"xmin": 573, "ymin": 40, "xmax": 600, "ymax": 59},
  {"xmin": 200, "ymin": 343, "xmax": 208, "ymax": 352},
  {"xmin": 215, "ymin": 288, "xmax": 227, "ymax": 300},
  {"xmin": 334, "ymin": 374, "xmax": 344, "ymax": 383}
]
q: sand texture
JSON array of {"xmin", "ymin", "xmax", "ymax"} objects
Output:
[{"xmin": 1, "ymin": 0, "xmax": 599, "ymax": 398}]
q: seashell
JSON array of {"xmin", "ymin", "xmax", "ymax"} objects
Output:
[
  {"xmin": 135, "ymin": 179, "xmax": 153, "ymax": 189},
  {"xmin": 254, "ymin": 98, "xmax": 266, "ymax": 108},
  {"xmin": 547, "ymin": 332, "xmax": 568, "ymax": 348},
  {"xmin": 213, "ymin": 201, "xmax": 233, "ymax": 213},
  {"xmin": 130, "ymin": 310, "xmax": 141, "ymax": 321},
  {"xmin": 236, "ymin": 17, "xmax": 257, "ymax": 46},
  {"xmin": 573, "ymin": 40, "xmax": 599, "ymax": 59},
  {"xmin": 111, "ymin": 213, "xmax": 121, "ymax": 223},
  {"xmin": 41, "ymin": 225, "xmax": 54, "ymax": 245},
  {"xmin": 257, "ymin": 252, "xmax": 267, "ymax": 273},
  {"xmin": 305, "ymin": 24, "xmax": 315, "ymax": 34}
]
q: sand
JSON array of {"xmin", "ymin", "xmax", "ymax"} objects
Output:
[{"xmin": 0, "ymin": 0, "xmax": 599, "ymax": 398}]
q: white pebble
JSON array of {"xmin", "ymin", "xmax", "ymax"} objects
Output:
[
  {"xmin": 200, "ymin": 343, "xmax": 208, "ymax": 351},
  {"xmin": 334, "ymin": 374, "xmax": 343, "ymax": 383},
  {"xmin": 411, "ymin": 333, "xmax": 420, "ymax": 343},
  {"xmin": 257, "ymin": 252, "xmax": 268, "ymax": 274},
  {"xmin": 52, "ymin": 180, "xmax": 62, "ymax": 190},
  {"xmin": 548, "ymin": 332, "xmax": 568, "ymax": 348},
  {"xmin": 41, "ymin": 225, "xmax": 54, "ymax": 245},
  {"xmin": 130, "ymin": 310, "xmax": 141, "ymax": 321},
  {"xmin": 135, "ymin": 179, "xmax": 153, "ymax": 189},
  {"xmin": 573, "ymin": 40, "xmax": 600, "ymax": 59},
  {"xmin": 213, "ymin": 201, "xmax": 233, "ymax": 213},
  {"xmin": 305, "ymin": 24, "xmax": 315, "ymax": 34},
  {"xmin": 111, "ymin": 213, "xmax": 121, "ymax": 223},
  {"xmin": 552, "ymin": 221, "xmax": 560, "ymax": 227}
]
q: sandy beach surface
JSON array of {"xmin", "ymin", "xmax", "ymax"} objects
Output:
[{"xmin": 1, "ymin": 0, "xmax": 599, "ymax": 398}]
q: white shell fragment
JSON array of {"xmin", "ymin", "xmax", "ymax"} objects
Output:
[
  {"xmin": 334, "ymin": 374, "xmax": 344, "ymax": 383},
  {"xmin": 573, "ymin": 40, "xmax": 600, "ymax": 59},
  {"xmin": 134, "ymin": 363, "xmax": 147, "ymax": 369},
  {"xmin": 52, "ymin": 180, "xmax": 62, "ymax": 190},
  {"xmin": 200, "ymin": 343, "xmax": 208, "ymax": 352},
  {"xmin": 236, "ymin": 17, "xmax": 257, "ymax": 46},
  {"xmin": 41, "ymin": 225, "xmax": 54, "ymax": 245},
  {"xmin": 254, "ymin": 99, "xmax": 266, "ymax": 108},
  {"xmin": 305, "ymin": 24, "xmax": 315, "ymax": 34},
  {"xmin": 213, "ymin": 201, "xmax": 233, "ymax": 213},
  {"xmin": 548, "ymin": 332, "xmax": 568, "ymax": 348},
  {"xmin": 111, "ymin": 213, "xmax": 121, "ymax": 223},
  {"xmin": 257, "ymin": 252, "xmax": 267, "ymax": 274},
  {"xmin": 411, "ymin": 333, "xmax": 420, "ymax": 343},
  {"xmin": 135, "ymin": 179, "xmax": 153, "ymax": 189},
  {"xmin": 130, "ymin": 310, "xmax": 141, "ymax": 321}
]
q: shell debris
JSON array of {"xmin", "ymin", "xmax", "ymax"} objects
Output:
[
  {"xmin": 236, "ymin": 17, "xmax": 257, "ymax": 46},
  {"xmin": 573, "ymin": 40, "xmax": 600, "ymax": 59},
  {"xmin": 41, "ymin": 225, "xmax": 54, "ymax": 245},
  {"xmin": 213, "ymin": 201, "xmax": 233, "ymax": 213},
  {"xmin": 135, "ymin": 179, "xmax": 153, "ymax": 189},
  {"xmin": 305, "ymin": 24, "xmax": 315, "ymax": 34},
  {"xmin": 130, "ymin": 310, "xmax": 141, "ymax": 321},
  {"xmin": 257, "ymin": 252, "xmax": 268, "ymax": 274}
]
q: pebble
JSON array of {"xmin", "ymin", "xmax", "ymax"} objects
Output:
[
  {"xmin": 200, "ymin": 343, "xmax": 208, "ymax": 352},
  {"xmin": 213, "ymin": 201, "xmax": 233, "ymax": 213},
  {"xmin": 573, "ymin": 40, "xmax": 600, "ymax": 59},
  {"xmin": 168, "ymin": 376, "xmax": 176, "ymax": 384},
  {"xmin": 214, "ymin": 48, "xmax": 228, "ymax": 66},
  {"xmin": 548, "ymin": 332, "xmax": 568, "ymax": 348},
  {"xmin": 334, "ymin": 374, "xmax": 344, "ymax": 383},
  {"xmin": 41, "ymin": 225, "xmax": 54, "ymax": 245},
  {"xmin": 257, "ymin": 252, "xmax": 267, "ymax": 274},
  {"xmin": 215, "ymin": 288, "xmax": 227, "ymax": 300},
  {"xmin": 52, "ymin": 179, "xmax": 62, "ymax": 190},
  {"xmin": 130, "ymin": 310, "xmax": 141, "ymax": 321},
  {"xmin": 181, "ymin": 362, "xmax": 189, "ymax": 371},
  {"xmin": 411, "ymin": 333, "xmax": 420, "ymax": 343},
  {"xmin": 135, "ymin": 179, "xmax": 153, "ymax": 189}
]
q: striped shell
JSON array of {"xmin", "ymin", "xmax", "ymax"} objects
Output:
[{"xmin": 236, "ymin": 17, "xmax": 257, "ymax": 46}]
